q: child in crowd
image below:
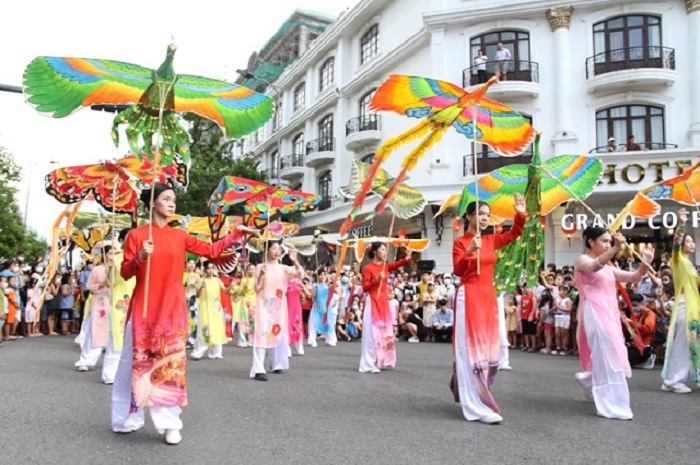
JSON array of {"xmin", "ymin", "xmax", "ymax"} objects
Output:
[
  {"xmin": 538, "ymin": 289, "xmax": 555, "ymax": 354},
  {"xmin": 505, "ymin": 295, "xmax": 518, "ymax": 348},
  {"xmin": 553, "ymin": 285, "xmax": 572, "ymax": 355},
  {"xmin": 388, "ymin": 291, "xmax": 400, "ymax": 340},
  {"xmin": 520, "ymin": 287, "xmax": 536, "ymax": 352}
]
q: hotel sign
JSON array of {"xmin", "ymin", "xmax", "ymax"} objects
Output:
[
  {"xmin": 600, "ymin": 159, "xmax": 692, "ymax": 185},
  {"xmin": 562, "ymin": 211, "xmax": 700, "ymax": 231}
]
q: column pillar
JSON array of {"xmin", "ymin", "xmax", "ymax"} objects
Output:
[
  {"xmin": 546, "ymin": 6, "xmax": 578, "ymax": 155},
  {"xmin": 687, "ymin": 1, "xmax": 700, "ymax": 147}
]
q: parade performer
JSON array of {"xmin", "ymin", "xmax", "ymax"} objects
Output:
[
  {"xmin": 250, "ymin": 241, "xmax": 304, "ymax": 381},
  {"xmin": 183, "ymin": 260, "xmax": 201, "ymax": 348},
  {"xmin": 450, "ymin": 193, "xmax": 525, "ymax": 424},
  {"xmin": 219, "ymin": 272, "xmax": 234, "ymax": 341},
  {"xmin": 239, "ymin": 263, "xmax": 257, "ymax": 348},
  {"xmin": 359, "ymin": 242, "xmax": 415, "ymax": 373},
  {"xmin": 287, "ymin": 276, "xmax": 305, "ymax": 356},
  {"xmin": 108, "ymin": 229, "xmax": 137, "ymax": 379},
  {"xmin": 308, "ymin": 271, "xmax": 330, "ymax": 347},
  {"xmin": 111, "ymin": 183, "xmax": 256, "ymax": 445},
  {"xmin": 190, "ymin": 261, "xmax": 229, "ymax": 360},
  {"xmin": 574, "ymin": 227, "xmax": 653, "ymax": 420},
  {"xmin": 75, "ymin": 246, "xmax": 114, "ymax": 377},
  {"xmin": 661, "ymin": 208, "xmax": 700, "ymax": 393}
]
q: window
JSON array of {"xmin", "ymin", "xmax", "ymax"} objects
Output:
[
  {"xmin": 272, "ymin": 99, "xmax": 282, "ymax": 133},
  {"xmin": 268, "ymin": 151, "xmax": 278, "ymax": 179},
  {"xmin": 293, "ymin": 82, "xmax": 306, "ymax": 112},
  {"xmin": 318, "ymin": 114, "xmax": 334, "ymax": 151},
  {"xmin": 318, "ymin": 170, "xmax": 332, "ymax": 211},
  {"xmin": 360, "ymin": 24, "xmax": 379, "ymax": 64},
  {"xmin": 359, "ymin": 89, "xmax": 378, "ymax": 130},
  {"xmin": 319, "ymin": 57, "xmax": 335, "ymax": 92},
  {"xmin": 468, "ymin": 31, "xmax": 531, "ymax": 85},
  {"xmin": 594, "ymin": 15, "xmax": 661, "ymax": 62},
  {"xmin": 596, "ymin": 105, "xmax": 664, "ymax": 149},
  {"xmin": 293, "ymin": 133, "xmax": 305, "ymax": 158}
]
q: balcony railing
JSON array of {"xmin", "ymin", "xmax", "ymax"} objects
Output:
[
  {"xmin": 463, "ymin": 148, "xmax": 534, "ymax": 177},
  {"xmin": 280, "ymin": 154, "xmax": 304, "ymax": 169},
  {"xmin": 264, "ymin": 167, "xmax": 279, "ymax": 180},
  {"xmin": 586, "ymin": 46, "xmax": 675, "ymax": 79},
  {"xmin": 588, "ymin": 141, "xmax": 678, "ymax": 154},
  {"xmin": 462, "ymin": 60, "xmax": 540, "ymax": 87},
  {"xmin": 345, "ymin": 114, "xmax": 381, "ymax": 136},
  {"xmin": 306, "ymin": 138, "xmax": 335, "ymax": 154},
  {"xmin": 317, "ymin": 197, "xmax": 332, "ymax": 211}
]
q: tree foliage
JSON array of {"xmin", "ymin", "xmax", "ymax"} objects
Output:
[
  {"xmin": 0, "ymin": 146, "xmax": 48, "ymax": 260},
  {"xmin": 174, "ymin": 115, "xmax": 267, "ymax": 218}
]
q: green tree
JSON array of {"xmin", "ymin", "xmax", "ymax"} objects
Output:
[
  {"xmin": 0, "ymin": 145, "xmax": 48, "ymax": 260},
  {"xmin": 174, "ymin": 115, "xmax": 267, "ymax": 218}
]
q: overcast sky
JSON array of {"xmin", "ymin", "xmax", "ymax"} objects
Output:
[{"xmin": 0, "ymin": 0, "xmax": 359, "ymax": 236}]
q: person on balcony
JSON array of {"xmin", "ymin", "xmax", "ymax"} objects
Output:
[
  {"xmin": 606, "ymin": 137, "xmax": 617, "ymax": 152},
  {"xmin": 495, "ymin": 42, "xmax": 511, "ymax": 81},
  {"xmin": 623, "ymin": 135, "xmax": 645, "ymax": 152},
  {"xmin": 474, "ymin": 49, "xmax": 488, "ymax": 84}
]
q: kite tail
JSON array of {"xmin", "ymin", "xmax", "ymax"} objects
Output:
[{"xmin": 340, "ymin": 120, "xmax": 434, "ymax": 237}]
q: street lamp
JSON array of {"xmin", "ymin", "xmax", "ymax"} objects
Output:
[
  {"xmin": 313, "ymin": 228, "xmax": 321, "ymax": 272},
  {"xmin": 236, "ymin": 69, "xmax": 283, "ymax": 186},
  {"xmin": 24, "ymin": 160, "xmax": 59, "ymax": 226}
]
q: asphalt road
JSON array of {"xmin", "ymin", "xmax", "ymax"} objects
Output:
[{"xmin": 1, "ymin": 336, "xmax": 697, "ymax": 465}]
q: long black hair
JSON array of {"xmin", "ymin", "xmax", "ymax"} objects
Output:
[
  {"xmin": 367, "ymin": 241, "xmax": 385, "ymax": 260},
  {"xmin": 140, "ymin": 182, "xmax": 174, "ymax": 208},
  {"xmin": 463, "ymin": 200, "xmax": 490, "ymax": 228},
  {"xmin": 582, "ymin": 226, "xmax": 608, "ymax": 249}
]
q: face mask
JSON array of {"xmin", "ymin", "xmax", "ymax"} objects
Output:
[
  {"xmin": 444, "ymin": 280, "xmax": 451, "ymax": 285},
  {"xmin": 632, "ymin": 306, "xmax": 641, "ymax": 313},
  {"xmin": 13, "ymin": 266, "xmax": 19, "ymax": 273}
]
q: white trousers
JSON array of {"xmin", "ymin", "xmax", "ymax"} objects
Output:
[
  {"xmin": 306, "ymin": 314, "xmax": 318, "ymax": 347},
  {"xmin": 235, "ymin": 323, "xmax": 248, "ymax": 347},
  {"xmin": 191, "ymin": 342, "xmax": 223, "ymax": 359},
  {"xmin": 359, "ymin": 302, "xmax": 380, "ymax": 373},
  {"xmin": 289, "ymin": 341, "xmax": 304, "ymax": 356},
  {"xmin": 111, "ymin": 321, "xmax": 183, "ymax": 433},
  {"xmin": 249, "ymin": 330, "xmax": 289, "ymax": 377},
  {"xmin": 455, "ymin": 287, "xmax": 498, "ymax": 421},
  {"xmin": 325, "ymin": 309, "xmax": 338, "ymax": 346},
  {"xmin": 576, "ymin": 302, "xmax": 632, "ymax": 419},
  {"xmin": 75, "ymin": 313, "xmax": 103, "ymax": 369},
  {"xmin": 664, "ymin": 299, "xmax": 689, "ymax": 387},
  {"xmin": 497, "ymin": 292, "xmax": 510, "ymax": 369}
]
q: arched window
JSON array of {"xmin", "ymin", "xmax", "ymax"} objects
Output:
[
  {"xmin": 293, "ymin": 133, "xmax": 305, "ymax": 159},
  {"xmin": 319, "ymin": 57, "xmax": 335, "ymax": 92},
  {"xmin": 360, "ymin": 24, "xmax": 379, "ymax": 65},
  {"xmin": 468, "ymin": 31, "xmax": 531, "ymax": 85},
  {"xmin": 318, "ymin": 171, "xmax": 332, "ymax": 211},
  {"xmin": 596, "ymin": 105, "xmax": 664, "ymax": 150},
  {"xmin": 293, "ymin": 82, "xmax": 306, "ymax": 112},
  {"xmin": 593, "ymin": 15, "xmax": 661, "ymax": 64},
  {"xmin": 358, "ymin": 89, "xmax": 377, "ymax": 130},
  {"xmin": 272, "ymin": 99, "xmax": 282, "ymax": 132},
  {"xmin": 318, "ymin": 114, "xmax": 334, "ymax": 151}
]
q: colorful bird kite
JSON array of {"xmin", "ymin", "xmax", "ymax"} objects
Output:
[
  {"xmin": 23, "ymin": 44, "xmax": 274, "ymax": 166},
  {"xmin": 45, "ymin": 154, "xmax": 188, "ymax": 219},
  {"xmin": 339, "ymin": 160, "xmax": 426, "ymax": 220},
  {"xmin": 610, "ymin": 159, "xmax": 700, "ymax": 231},
  {"xmin": 207, "ymin": 176, "xmax": 322, "ymax": 241},
  {"xmin": 339, "ymin": 74, "xmax": 535, "ymax": 236},
  {"xmin": 455, "ymin": 154, "xmax": 603, "ymax": 220}
]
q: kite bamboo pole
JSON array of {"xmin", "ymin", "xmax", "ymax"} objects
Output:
[
  {"xmin": 472, "ymin": 104, "xmax": 481, "ymax": 275},
  {"xmin": 143, "ymin": 79, "xmax": 175, "ymax": 318},
  {"xmin": 537, "ymin": 164, "xmax": 655, "ymax": 273},
  {"xmin": 376, "ymin": 212, "xmax": 396, "ymax": 299}
]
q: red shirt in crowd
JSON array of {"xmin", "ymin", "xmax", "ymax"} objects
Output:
[{"xmin": 521, "ymin": 294, "xmax": 535, "ymax": 321}]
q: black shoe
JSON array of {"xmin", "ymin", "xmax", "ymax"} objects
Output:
[
  {"xmin": 272, "ymin": 369, "xmax": 283, "ymax": 374},
  {"xmin": 254, "ymin": 373, "xmax": 268, "ymax": 381}
]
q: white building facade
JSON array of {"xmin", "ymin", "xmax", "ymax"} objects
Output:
[{"xmin": 245, "ymin": 0, "xmax": 700, "ymax": 272}]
